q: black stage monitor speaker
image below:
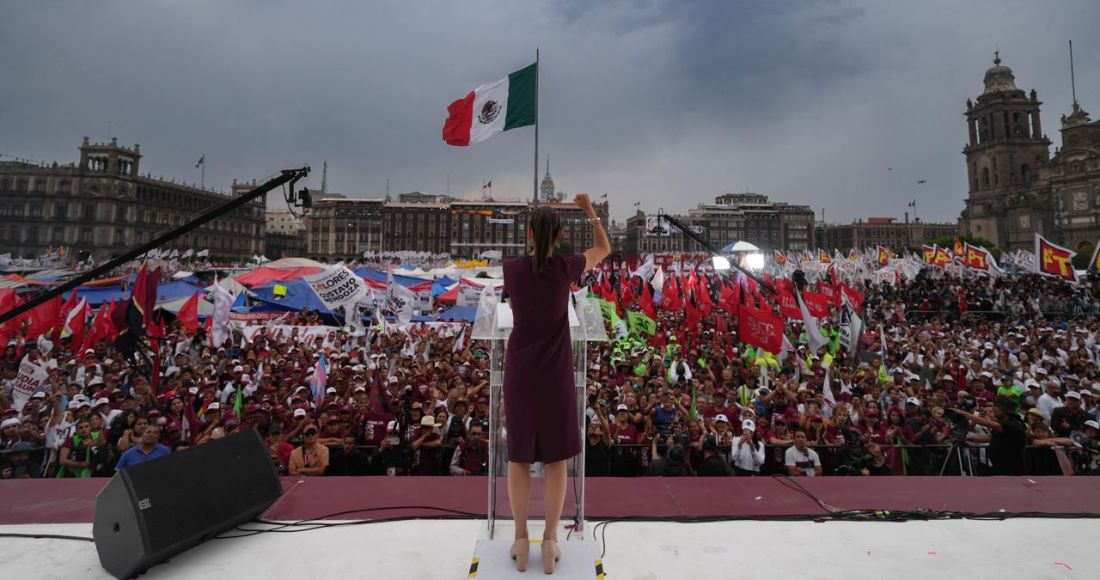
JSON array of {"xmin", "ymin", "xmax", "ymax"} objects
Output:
[{"xmin": 93, "ymin": 430, "xmax": 282, "ymax": 579}]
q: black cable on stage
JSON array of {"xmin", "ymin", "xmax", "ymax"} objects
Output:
[
  {"xmin": 0, "ymin": 533, "xmax": 95, "ymax": 542},
  {"xmin": 216, "ymin": 505, "xmax": 483, "ymax": 539}
]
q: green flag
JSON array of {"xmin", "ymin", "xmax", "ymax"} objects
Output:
[
  {"xmin": 598, "ymin": 299, "xmax": 619, "ymax": 323},
  {"xmin": 234, "ymin": 383, "xmax": 243, "ymax": 418},
  {"xmin": 626, "ymin": 310, "xmax": 655, "ymax": 336},
  {"xmin": 690, "ymin": 384, "xmax": 698, "ymax": 420}
]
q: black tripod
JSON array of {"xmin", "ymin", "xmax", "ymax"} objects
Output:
[{"xmin": 938, "ymin": 441, "xmax": 975, "ymax": 476}]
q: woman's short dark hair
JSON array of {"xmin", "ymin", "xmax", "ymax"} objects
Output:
[{"xmin": 529, "ymin": 206, "xmax": 562, "ymax": 274}]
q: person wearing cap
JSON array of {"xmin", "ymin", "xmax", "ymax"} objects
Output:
[
  {"xmin": 0, "ymin": 417, "xmax": 24, "ymax": 449},
  {"xmin": 608, "ymin": 404, "xmax": 640, "ymax": 477},
  {"xmin": 411, "ymin": 415, "xmax": 442, "ymax": 476},
  {"xmin": 995, "ymin": 374, "xmax": 1023, "ymax": 412},
  {"xmin": 115, "ymin": 424, "xmax": 170, "ymax": 472},
  {"xmin": 949, "ymin": 396, "xmax": 1026, "ymax": 475},
  {"xmin": 288, "ymin": 423, "xmax": 329, "ymax": 476},
  {"xmin": 731, "ymin": 418, "xmax": 766, "ymax": 476},
  {"xmin": 1050, "ymin": 391, "xmax": 1088, "ymax": 438},
  {"xmin": 1, "ymin": 441, "xmax": 43, "ymax": 479}
]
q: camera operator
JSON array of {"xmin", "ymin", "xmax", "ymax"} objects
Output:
[
  {"xmin": 449, "ymin": 422, "xmax": 489, "ymax": 476},
  {"xmin": 949, "ymin": 396, "xmax": 1026, "ymax": 475},
  {"xmin": 860, "ymin": 442, "xmax": 893, "ymax": 475},
  {"xmin": 368, "ymin": 421, "xmax": 406, "ymax": 476}
]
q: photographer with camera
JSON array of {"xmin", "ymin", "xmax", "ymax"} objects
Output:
[
  {"xmin": 949, "ymin": 396, "xmax": 1026, "ymax": 475},
  {"xmin": 449, "ymin": 422, "xmax": 488, "ymax": 476}
]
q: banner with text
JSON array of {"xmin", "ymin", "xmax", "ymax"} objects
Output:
[{"xmin": 304, "ymin": 265, "xmax": 369, "ymax": 311}]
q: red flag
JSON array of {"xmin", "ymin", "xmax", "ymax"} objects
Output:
[
  {"xmin": 839, "ymin": 283, "xmax": 864, "ymax": 313},
  {"xmin": 801, "ymin": 292, "xmax": 830, "ymax": 318},
  {"xmin": 621, "ymin": 277, "xmax": 635, "ymax": 309},
  {"xmin": 962, "ymin": 243, "xmax": 991, "ymax": 271},
  {"xmin": 737, "ymin": 303, "xmax": 784, "ymax": 354},
  {"xmin": 177, "ymin": 292, "xmax": 201, "ymax": 336},
  {"xmin": 819, "ymin": 282, "xmax": 839, "ymax": 307},
  {"xmin": 877, "ymin": 246, "xmax": 891, "ymax": 266},
  {"xmin": 62, "ymin": 299, "xmax": 89, "ymax": 347},
  {"xmin": 684, "ymin": 295, "xmax": 702, "ymax": 333},
  {"xmin": 776, "ymin": 288, "xmax": 802, "ymax": 319},
  {"xmin": 1035, "ymin": 234, "xmax": 1077, "ymax": 281},
  {"xmin": 26, "ymin": 296, "xmax": 61, "ymax": 339},
  {"xmin": 0, "ymin": 291, "xmax": 25, "ymax": 344},
  {"xmin": 922, "ymin": 245, "xmax": 936, "ymax": 264},
  {"xmin": 933, "ymin": 246, "xmax": 952, "ymax": 268},
  {"xmin": 696, "ymin": 275, "xmax": 713, "ymax": 309},
  {"xmin": 59, "ymin": 290, "xmax": 80, "ymax": 324},
  {"xmin": 640, "ymin": 281, "xmax": 656, "ymax": 320}
]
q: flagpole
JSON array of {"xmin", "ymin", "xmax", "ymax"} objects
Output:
[{"xmin": 533, "ymin": 47, "xmax": 540, "ymax": 208}]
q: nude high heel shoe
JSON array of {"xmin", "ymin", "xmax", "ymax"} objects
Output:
[
  {"xmin": 511, "ymin": 538, "xmax": 530, "ymax": 572},
  {"xmin": 541, "ymin": 539, "xmax": 560, "ymax": 574}
]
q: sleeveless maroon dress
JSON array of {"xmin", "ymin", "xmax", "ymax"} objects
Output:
[{"xmin": 502, "ymin": 253, "xmax": 586, "ymax": 464}]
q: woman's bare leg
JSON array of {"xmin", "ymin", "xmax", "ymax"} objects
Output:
[
  {"xmin": 507, "ymin": 461, "xmax": 531, "ymax": 540},
  {"xmin": 541, "ymin": 460, "xmax": 567, "ymax": 541}
]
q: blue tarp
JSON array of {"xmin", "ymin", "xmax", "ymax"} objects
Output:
[
  {"xmin": 431, "ymin": 279, "xmax": 455, "ymax": 297},
  {"xmin": 64, "ymin": 286, "xmax": 128, "ymax": 307},
  {"xmin": 250, "ymin": 279, "xmax": 331, "ymax": 314},
  {"xmin": 155, "ymin": 281, "xmax": 204, "ymax": 303},
  {"xmin": 63, "ymin": 281, "xmax": 205, "ymax": 307},
  {"xmin": 437, "ymin": 306, "xmax": 476, "ymax": 323},
  {"xmin": 353, "ymin": 268, "xmax": 430, "ymax": 288}
]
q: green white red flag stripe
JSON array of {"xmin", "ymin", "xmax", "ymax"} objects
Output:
[{"xmin": 442, "ymin": 63, "xmax": 536, "ymax": 146}]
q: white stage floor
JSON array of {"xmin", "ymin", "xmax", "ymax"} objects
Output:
[{"xmin": 1, "ymin": 518, "xmax": 1095, "ymax": 579}]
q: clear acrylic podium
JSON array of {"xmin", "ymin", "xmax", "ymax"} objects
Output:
[{"xmin": 468, "ymin": 291, "xmax": 608, "ymax": 577}]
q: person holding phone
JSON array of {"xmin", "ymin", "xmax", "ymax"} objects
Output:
[{"xmin": 501, "ymin": 194, "xmax": 609, "ymax": 574}]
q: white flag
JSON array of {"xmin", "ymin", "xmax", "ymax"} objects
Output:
[
  {"xmin": 452, "ymin": 325, "xmax": 466, "ymax": 353},
  {"xmin": 211, "ymin": 278, "xmax": 233, "ymax": 348},
  {"xmin": 796, "ymin": 290, "xmax": 829, "ymax": 353},
  {"xmin": 197, "ymin": 249, "xmax": 210, "ymax": 258},
  {"xmin": 181, "ymin": 249, "xmax": 194, "ymax": 259},
  {"xmin": 386, "ymin": 269, "xmax": 415, "ymax": 325},
  {"xmin": 631, "ymin": 254, "xmax": 655, "ymax": 281},
  {"xmin": 650, "ymin": 266, "xmax": 665, "ymax": 294}
]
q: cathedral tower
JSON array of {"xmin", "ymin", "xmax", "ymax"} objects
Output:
[{"xmin": 960, "ymin": 52, "xmax": 1051, "ymax": 249}]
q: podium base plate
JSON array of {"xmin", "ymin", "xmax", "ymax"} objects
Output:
[{"xmin": 469, "ymin": 538, "xmax": 603, "ymax": 579}]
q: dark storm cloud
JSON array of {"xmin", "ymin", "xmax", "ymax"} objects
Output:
[{"xmin": 1, "ymin": 1, "xmax": 1097, "ymax": 225}]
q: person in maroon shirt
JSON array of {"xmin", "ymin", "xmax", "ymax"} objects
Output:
[
  {"xmin": 411, "ymin": 415, "xmax": 442, "ymax": 476},
  {"xmin": 361, "ymin": 400, "xmax": 395, "ymax": 448},
  {"xmin": 859, "ymin": 409, "xmax": 887, "ymax": 446}
]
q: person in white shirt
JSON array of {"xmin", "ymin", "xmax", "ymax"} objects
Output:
[
  {"xmin": 730, "ymin": 419, "xmax": 766, "ymax": 476},
  {"xmin": 1036, "ymin": 380, "xmax": 1064, "ymax": 421},
  {"xmin": 784, "ymin": 429, "xmax": 822, "ymax": 476}
]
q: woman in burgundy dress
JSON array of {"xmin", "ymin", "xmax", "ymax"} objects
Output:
[{"xmin": 503, "ymin": 194, "xmax": 609, "ymax": 574}]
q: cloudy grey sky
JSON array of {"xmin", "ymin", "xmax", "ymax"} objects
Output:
[{"xmin": 2, "ymin": 0, "xmax": 1098, "ymax": 224}]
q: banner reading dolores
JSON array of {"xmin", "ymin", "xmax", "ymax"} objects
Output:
[{"xmin": 304, "ymin": 265, "xmax": 369, "ymax": 311}]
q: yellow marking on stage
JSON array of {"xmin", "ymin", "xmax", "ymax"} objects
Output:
[{"xmin": 467, "ymin": 557, "xmax": 478, "ymax": 577}]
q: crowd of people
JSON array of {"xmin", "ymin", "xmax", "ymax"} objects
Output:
[{"xmin": 2, "ymin": 265, "xmax": 1099, "ymax": 481}]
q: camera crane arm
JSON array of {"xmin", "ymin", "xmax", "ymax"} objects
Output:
[
  {"xmin": 0, "ymin": 166, "xmax": 312, "ymax": 327},
  {"xmin": 656, "ymin": 209, "xmax": 777, "ymax": 296}
]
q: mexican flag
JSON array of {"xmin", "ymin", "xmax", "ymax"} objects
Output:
[{"xmin": 442, "ymin": 63, "xmax": 536, "ymax": 146}]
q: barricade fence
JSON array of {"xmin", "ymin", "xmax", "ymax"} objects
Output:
[{"xmin": 6, "ymin": 441, "xmax": 1091, "ymax": 478}]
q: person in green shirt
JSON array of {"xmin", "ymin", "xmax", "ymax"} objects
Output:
[{"xmin": 995, "ymin": 373, "xmax": 1023, "ymax": 412}]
